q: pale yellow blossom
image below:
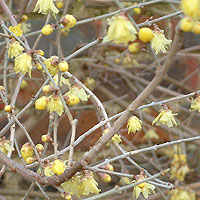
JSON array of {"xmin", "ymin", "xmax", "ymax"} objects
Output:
[
  {"xmin": 33, "ymin": 0, "xmax": 59, "ymax": 18},
  {"xmin": 47, "ymin": 95, "xmax": 64, "ymax": 116},
  {"xmin": 152, "ymin": 109, "xmax": 178, "ymax": 127},
  {"xmin": 127, "ymin": 116, "xmax": 142, "ymax": 134},
  {"xmin": 103, "ymin": 13, "xmax": 137, "ymax": 45},
  {"xmin": 8, "ymin": 41, "xmax": 24, "ymax": 58},
  {"xmin": 14, "ymin": 53, "xmax": 32, "ymax": 77},
  {"xmin": 150, "ymin": 29, "xmax": 172, "ymax": 54}
]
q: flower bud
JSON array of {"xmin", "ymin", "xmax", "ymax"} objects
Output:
[
  {"xmin": 138, "ymin": 27, "xmax": 154, "ymax": 43},
  {"xmin": 41, "ymin": 24, "xmax": 54, "ymax": 35},
  {"xmin": 4, "ymin": 105, "xmax": 12, "ymax": 113},
  {"xmin": 128, "ymin": 42, "xmax": 140, "ymax": 53},
  {"xmin": 99, "ymin": 173, "xmax": 111, "ymax": 183},
  {"xmin": 192, "ymin": 21, "xmax": 200, "ymax": 34},
  {"xmin": 180, "ymin": 17, "xmax": 194, "ymax": 32},
  {"xmin": 37, "ymin": 49, "xmax": 44, "ymax": 56},
  {"xmin": 21, "ymin": 15, "xmax": 28, "ymax": 22},
  {"xmin": 20, "ymin": 142, "xmax": 34, "ymax": 161},
  {"xmin": 42, "ymin": 85, "xmax": 54, "ymax": 94},
  {"xmin": 41, "ymin": 134, "xmax": 52, "ymax": 143},
  {"xmin": 59, "ymin": 14, "xmax": 77, "ymax": 28},
  {"xmin": 59, "ymin": 61, "xmax": 69, "ymax": 72},
  {"xmin": 20, "ymin": 80, "xmax": 27, "ymax": 89},
  {"xmin": 52, "ymin": 159, "xmax": 65, "ymax": 175},
  {"xmin": 35, "ymin": 96, "xmax": 48, "ymax": 110},
  {"xmin": 25, "ymin": 157, "xmax": 36, "ymax": 164},
  {"xmin": 56, "ymin": 1, "xmax": 64, "ymax": 9},
  {"xmin": 36, "ymin": 63, "xmax": 42, "ymax": 70},
  {"xmin": 64, "ymin": 93, "xmax": 80, "ymax": 106},
  {"xmin": 36, "ymin": 144, "xmax": 44, "ymax": 152}
]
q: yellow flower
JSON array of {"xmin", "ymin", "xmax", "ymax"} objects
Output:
[
  {"xmin": 35, "ymin": 96, "xmax": 48, "ymax": 110},
  {"xmin": 14, "ymin": 53, "xmax": 32, "ymax": 77},
  {"xmin": 43, "ymin": 56, "xmax": 59, "ymax": 76},
  {"xmin": 103, "ymin": 13, "xmax": 137, "ymax": 45},
  {"xmin": 47, "ymin": 94, "xmax": 64, "ymax": 116},
  {"xmin": 152, "ymin": 109, "xmax": 178, "ymax": 127},
  {"xmin": 52, "ymin": 159, "xmax": 65, "ymax": 176},
  {"xmin": 181, "ymin": 0, "xmax": 200, "ymax": 21},
  {"xmin": 59, "ymin": 14, "xmax": 77, "ymax": 28},
  {"xmin": 150, "ymin": 29, "xmax": 172, "ymax": 55},
  {"xmin": 20, "ymin": 142, "xmax": 34, "ymax": 161},
  {"xmin": 8, "ymin": 41, "xmax": 24, "ymax": 58},
  {"xmin": 133, "ymin": 175, "xmax": 156, "ymax": 199},
  {"xmin": 61, "ymin": 172, "xmax": 100, "ymax": 198},
  {"xmin": 143, "ymin": 129, "xmax": 159, "ymax": 140},
  {"xmin": 127, "ymin": 116, "xmax": 142, "ymax": 134},
  {"xmin": 169, "ymin": 188, "xmax": 196, "ymax": 200},
  {"xmin": 190, "ymin": 96, "xmax": 200, "ymax": 112},
  {"xmin": 9, "ymin": 24, "xmax": 23, "ymax": 37},
  {"xmin": 80, "ymin": 174, "xmax": 100, "ymax": 196},
  {"xmin": 33, "ymin": 0, "xmax": 59, "ymax": 18},
  {"xmin": 111, "ymin": 134, "xmax": 122, "ymax": 144},
  {"xmin": 170, "ymin": 154, "xmax": 190, "ymax": 181}
]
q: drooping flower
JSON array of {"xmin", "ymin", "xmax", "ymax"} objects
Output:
[
  {"xmin": 170, "ymin": 154, "xmax": 190, "ymax": 181},
  {"xmin": 33, "ymin": 0, "xmax": 59, "ymax": 18},
  {"xmin": 152, "ymin": 109, "xmax": 178, "ymax": 127},
  {"xmin": 103, "ymin": 13, "xmax": 137, "ymax": 45},
  {"xmin": 111, "ymin": 134, "xmax": 122, "ymax": 144},
  {"xmin": 43, "ymin": 56, "xmax": 59, "ymax": 76},
  {"xmin": 69, "ymin": 85, "xmax": 90, "ymax": 101},
  {"xmin": 61, "ymin": 171, "xmax": 100, "ymax": 198},
  {"xmin": 150, "ymin": 28, "xmax": 172, "ymax": 54},
  {"xmin": 47, "ymin": 94, "xmax": 64, "ymax": 116},
  {"xmin": 133, "ymin": 174, "xmax": 156, "ymax": 199},
  {"xmin": 190, "ymin": 95, "xmax": 200, "ymax": 112},
  {"xmin": 8, "ymin": 40, "xmax": 24, "ymax": 58},
  {"xmin": 9, "ymin": 24, "xmax": 23, "ymax": 37},
  {"xmin": 181, "ymin": 0, "xmax": 200, "ymax": 21},
  {"xmin": 169, "ymin": 187, "xmax": 196, "ymax": 200},
  {"xmin": 14, "ymin": 53, "xmax": 32, "ymax": 77},
  {"xmin": 127, "ymin": 116, "xmax": 142, "ymax": 134}
]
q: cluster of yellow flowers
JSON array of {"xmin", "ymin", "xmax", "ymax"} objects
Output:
[
  {"xmin": 61, "ymin": 171, "xmax": 100, "ymax": 198},
  {"xmin": 35, "ymin": 83, "xmax": 90, "ymax": 116},
  {"xmin": 170, "ymin": 154, "xmax": 190, "ymax": 181},
  {"xmin": 169, "ymin": 187, "xmax": 196, "ymax": 200},
  {"xmin": 103, "ymin": 13, "xmax": 172, "ymax": 55},
  {"xmin": 20, "ymin": 142, "xmax": 45, "ymax": 164},
  {"xmin": 180, "ymin": 0, "xmax": 200, "ymax": 34}
]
